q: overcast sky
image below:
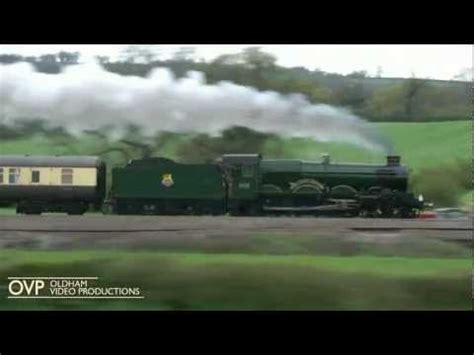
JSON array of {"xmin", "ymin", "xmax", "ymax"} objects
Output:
[{"xmin": 0, "ymin": 44, "xmax": 472, "ymax": 80}]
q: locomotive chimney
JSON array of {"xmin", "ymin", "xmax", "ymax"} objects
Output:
[{"xmin": 386, "ymin": 155, "xmax": 400, "ymax": 166}]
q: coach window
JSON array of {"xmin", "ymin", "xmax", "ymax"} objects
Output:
[
  {"xmin": 0, "ymin": 168, "xmax": 3, "ymax": 184},
  {"xmin": 9, "ymin": 168, "xmax": 20, "ymax": 184},
  {"xmin": 31, "ymin": 170, "xmax": 40, "ymax": 183},
  {"xmin": 61, "ymin": 168, "xmax": 73, "ymax": 185}
]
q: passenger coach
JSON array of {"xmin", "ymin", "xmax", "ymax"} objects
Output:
[{"xmin": 0, "ymin": 155, "xmax": 106, "ymax": 215}]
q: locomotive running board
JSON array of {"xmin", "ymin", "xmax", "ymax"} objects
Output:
[{"xmin": 262, "ymin": 204, "xmax": 358, "ymax": 212}]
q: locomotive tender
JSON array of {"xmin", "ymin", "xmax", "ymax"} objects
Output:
[{"xmin": 0, "ymin": 154, "xmax": 423, "ymax": 217}]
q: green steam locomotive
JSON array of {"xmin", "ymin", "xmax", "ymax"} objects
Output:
[
  {"xmin": 0, "ymin": 154, "xmax": 423, "ymax": 217},
  {"xmin": 109, "ymin": 154, "xmax": 423, "ymax": 218}
]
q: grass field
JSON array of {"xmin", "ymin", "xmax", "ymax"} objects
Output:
[
  {"xmin": 0, "ymin": 249, "xmax": 470, "ymax": 310},
  {"xmin": 264, "ymin": 121, "xmax": 470, "ymax": 169},
  {"xmin": 378, "ymin": 121, "xmax": 470, "ymax": 169}
]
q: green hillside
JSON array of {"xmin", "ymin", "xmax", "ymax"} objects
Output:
[
  {"xmin": 379, "ymin": 121, "xmax": 470, "ymax": 169},
  {"xmin": 263, "ymin": 121, "xmax": 470, "ymax": 168}
]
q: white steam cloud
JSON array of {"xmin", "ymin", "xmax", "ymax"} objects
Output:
[{"xmin": 0, "ymin": 62, "xmax": 392, "ymax": 152}]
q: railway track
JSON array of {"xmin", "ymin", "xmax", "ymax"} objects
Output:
[
  {"xmin": 0, "ymin": 215, "xmax": 471, "ymax": 251},
  {"xmin": 0, "ymin": 215, "xmax": 471, "ymax": 231}
]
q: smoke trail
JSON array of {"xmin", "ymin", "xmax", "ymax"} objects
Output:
[{"xmin": 0, "ymin": 62, "xmax": 393, "ymax": 152}]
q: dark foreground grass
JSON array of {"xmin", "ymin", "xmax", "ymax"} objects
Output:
[
  {"xmin": 147, "ymin": 233, "xmax": 470, "ymax": 259},
  {"xmin": 0, "ymin": 250, "xmax": 470, "ymax": 310}
]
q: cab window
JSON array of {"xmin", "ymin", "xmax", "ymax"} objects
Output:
[
  {"xmin": 241, "ymin": 165, "xmax": 254, "ymax": 178},
  {"xmin": 61, "ymin": 168, "xmax": 73, "ymax": 185},
  {"xmin": 9, "ymin": 168, "xmax": 20, "ymax": 184}
]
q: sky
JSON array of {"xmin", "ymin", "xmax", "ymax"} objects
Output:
[{"xmin": 0, "ymin": 44, "xmax": 472, "ymax": 80}]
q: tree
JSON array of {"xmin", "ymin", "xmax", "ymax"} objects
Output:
[
  {"xmin": 212, "ymin": 53, "xmax": 242, "ymax": 66},
  {"xmin": 309, "ymin": 85, "xmax": 334, "ymax": 103},
  {"xmin": 271, "ymin": 75, "xmax": 333, "ymax": 104},
  {"xmin": 39, "ymin": 54, "xmax": 57, "ymax": 63},
  {"xmin": 113, "ymin": 124, "xmax": 154, "ymax": 159},
  {"xmin": 14, "ymin": 118, "xmax": 49, "ymax": 136},
  {"xmin": 57, "ymin": 51, "xmax": 80, "ymax": 64},
  {"xmin": 402, "ymin": 78, "xmax": 428, "ymax": 118},
  {"xmin": 367, "ymin": 84, "xmax": 405, "ymax": 118},
  {"xmin": 95, "ymin": 56, "xmax": 110, "ymax": 65},
  {"xmin": 240, "ymin": 47, "xmax": 277, "ymax": 88},
  {"xmin": 367, "ymin": 79, "xmax": 432, "ymax": 120},
  {"xmin": 0, "ymin": 54, "xmax": 23, "ymax": 64},
  {"xmin": 120, "ymin": 46, "xmax": 161, "ymax": 64},
  {"xmin": 120, "ymin": 139, "xmax": 153, "ymax": 158},
  {"xmin": 346, "ymin": 70, "xmax": 368, "ymax": 78},
  {"xmin": 333, "ymin": 81, "xmax": 369, "ymax": 108},
  {"xmin": 176, "ymin": 126, "xmax": 274, "ymax": 163},
  {"xmin": 241, "ymin": 47, "xmax": 276, "ymax": 69},
  {"xmin": 171, "ymin": 47, "xmax": 196, "ymax": 62}
]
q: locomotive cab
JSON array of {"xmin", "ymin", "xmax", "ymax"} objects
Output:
[{"xmin": 221, "ymin": 154, "xmax": 261, "ymax": 215}]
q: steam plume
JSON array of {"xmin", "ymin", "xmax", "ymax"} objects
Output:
[{"xmin": 0, "ymin": 62, "xmax": 392, "ymax": 152}]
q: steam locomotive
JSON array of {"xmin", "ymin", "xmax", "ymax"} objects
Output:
[{"xmin": 0, "ymin": 154, "xmax": 424, "ymax": 217}]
